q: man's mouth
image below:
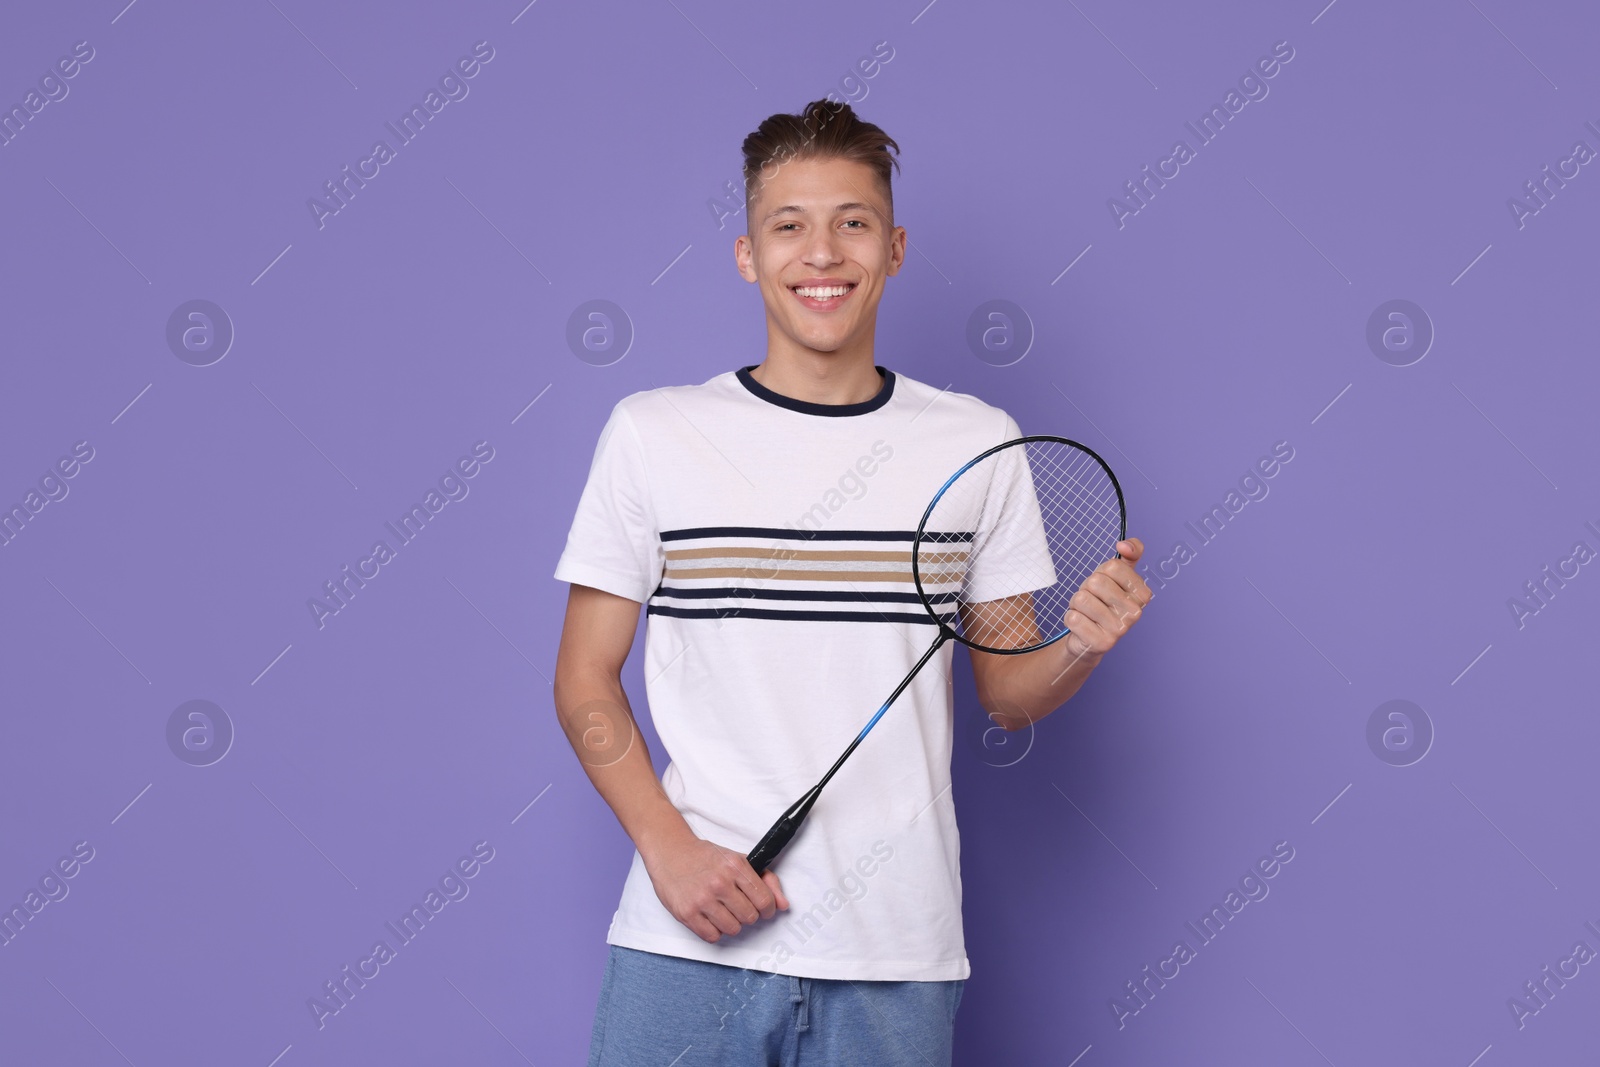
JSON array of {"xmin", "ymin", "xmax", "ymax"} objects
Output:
[{"xmin": 790, "ymin": 283, "xmax": 856, "ymax": 311}]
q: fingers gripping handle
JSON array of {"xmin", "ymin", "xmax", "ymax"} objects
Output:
[{"xmin": 746, "ymin": 783, "xmax": 823, "ymax": 875}]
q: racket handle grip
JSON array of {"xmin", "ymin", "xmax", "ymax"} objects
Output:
[
  {"xmin": 746, "ymin": 818, "xmax": 799, "ymax": 875},
  {"xmin": 746, "ymin": 784, "xmax": 824, "ymax": 875}
]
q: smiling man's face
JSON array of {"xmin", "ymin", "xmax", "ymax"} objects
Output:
[{"xmin": 735, "ymin": 156, "xmax": 906, "ymax": 363}]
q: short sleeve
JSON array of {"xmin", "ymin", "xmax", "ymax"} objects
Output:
[
  {"xmin": 962, "ymin": 413, "xmax": 1057, "ymax": 605},
  {"xmin": 552, "ymin": 402, "xmax": 662, "ymax": 603}
]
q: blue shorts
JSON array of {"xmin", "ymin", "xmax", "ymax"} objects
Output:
[{"xmin": 586, "ymin": 945, "xmax": 965, "ymax": 1066}]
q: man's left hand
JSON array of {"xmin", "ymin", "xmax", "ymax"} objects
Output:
[{"xmin": 1062, "ymin": 537, "xmax": 1153, "ymax": 659}]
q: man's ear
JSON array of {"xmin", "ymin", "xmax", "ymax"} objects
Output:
[
  {"xmin": 734, "ymin": 233, "xmax": 759, "ymax": 283},
  {"xmin": 885, "ymin": 224, "xmax": 907, "ymax": 277}
]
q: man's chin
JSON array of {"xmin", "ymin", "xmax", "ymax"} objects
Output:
[
  {"xmin": 801, "ymin": 319, "xmax": 864, "ymax": 348},
  {"xmin": 791, "ymin": 334, "xmax": 853, "ymax": 356}
]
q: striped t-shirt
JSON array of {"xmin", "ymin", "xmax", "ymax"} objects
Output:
[{"xmin": 554, "ymin": 364, "xmax": 1028, "ymax": 982}]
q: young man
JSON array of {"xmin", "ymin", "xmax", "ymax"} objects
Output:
[{"xmin": 554, "ymin": 99, "xmax": 1152, "ymax": 1066}]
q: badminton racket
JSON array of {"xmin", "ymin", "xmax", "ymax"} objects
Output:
[{"xmin": 746, "ymin": 435, "xmax": 1127, "ymax": 874}]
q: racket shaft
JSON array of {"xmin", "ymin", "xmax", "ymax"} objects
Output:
[{"xmin": 746, "ymin": 633, "xmax": 949, "ymax": 874}]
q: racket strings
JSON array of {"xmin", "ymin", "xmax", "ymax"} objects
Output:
[{"xmin": 916, "ymin": 439, "xmax": 1124, "ymax": 652}]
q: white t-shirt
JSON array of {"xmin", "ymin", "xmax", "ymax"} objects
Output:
[{"xmin": 554, "ymin": 364, "xmax": 1032, "ymax": 982}]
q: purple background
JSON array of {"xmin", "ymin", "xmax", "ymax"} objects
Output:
[{"xmin": 2, "ymin": 1, "xmax": 1596, "ymax": 1064}]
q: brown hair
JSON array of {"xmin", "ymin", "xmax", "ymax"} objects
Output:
[{"xmin": 741, "ymin": 99, "xmax": 901, "ymax": 225}]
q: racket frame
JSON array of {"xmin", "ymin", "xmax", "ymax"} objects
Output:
[{"xmin": 912, "ymin": 434, "xmax": 1127, "ymax": 656}]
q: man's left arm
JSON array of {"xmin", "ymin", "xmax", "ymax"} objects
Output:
[{"xmin": 966, "ymin": 537, "xmax": 1153, "ymax": 729}]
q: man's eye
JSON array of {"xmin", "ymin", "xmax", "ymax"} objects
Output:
[{"xmin": 843, "ymin": 220, "xmax": 865, "ymax": 229}]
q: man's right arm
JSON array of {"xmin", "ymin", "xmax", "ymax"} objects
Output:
[{"xmin": 553, "ymin": 583, "xmax": 789, "ymax": 943}]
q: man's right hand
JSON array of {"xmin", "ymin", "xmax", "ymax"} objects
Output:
[
  {"xmin": 554, "ymin": 585, "xmax": 790, "ymax": 945},
  {"xmin": 643, "ymin": 835, "xmax": 790, "ymax": 943}
]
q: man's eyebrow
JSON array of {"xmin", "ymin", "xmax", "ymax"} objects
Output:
[{"xmin": 762, "ymin": 202, "xmax": 881, "ymax": 222}]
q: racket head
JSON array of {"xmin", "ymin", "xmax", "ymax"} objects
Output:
[{"xmin": 911, "ymin": 435, "xmax": 1127, "ymax": 655}]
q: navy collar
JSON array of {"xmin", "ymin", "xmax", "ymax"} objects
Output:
[{"xmin": 736, "ymin": 365, "xmax": 896, "ymax": 417}]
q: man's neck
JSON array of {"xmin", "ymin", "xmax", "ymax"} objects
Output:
[{"xmin": 748, "ymin": 348, "xmax": 883, "ymax": 406}]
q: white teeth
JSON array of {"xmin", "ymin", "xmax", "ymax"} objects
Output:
[{"xmin": 794, "ymin": 285, "xmax": 851, "ymax": 299}]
